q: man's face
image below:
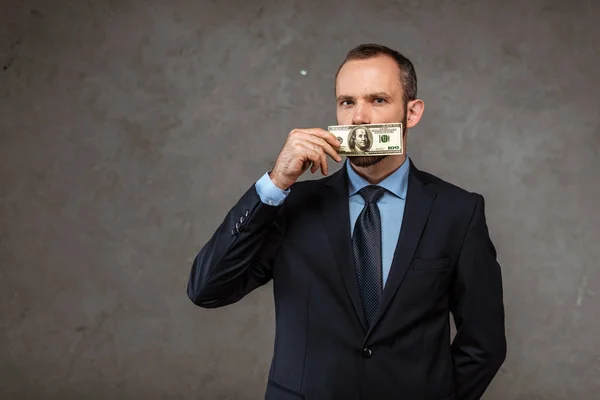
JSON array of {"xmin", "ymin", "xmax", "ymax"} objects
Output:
[
  {"xmin": 336, "ymin": 55, "xmax": 406, "ymax": 167},
  {"xmin": 355, "ymin": 128, "xmax": 368, "ymax": 150}
]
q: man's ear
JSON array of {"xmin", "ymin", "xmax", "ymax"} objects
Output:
[{"xmin": 406, "ymin": 99, "xmax": 424, "ymax": 129}]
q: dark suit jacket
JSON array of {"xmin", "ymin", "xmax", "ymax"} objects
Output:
[{"xmin": 188, "ymin": 160, "xmax": 506, "ymax": 400}]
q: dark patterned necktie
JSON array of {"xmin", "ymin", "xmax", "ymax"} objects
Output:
[{"xmin": 352, "ymin": 185, "xmax": 386, "ymax": 328}]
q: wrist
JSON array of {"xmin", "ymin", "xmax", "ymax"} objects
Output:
[{"xmin": 269, "ymin": 171, "xmax": 291, "ymax": 191}]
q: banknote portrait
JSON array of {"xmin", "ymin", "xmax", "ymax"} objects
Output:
[{"xmin": 348, "ymin": 125, "xmax": 373, "ymax": 153}]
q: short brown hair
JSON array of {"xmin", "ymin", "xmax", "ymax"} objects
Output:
[{"xmin": 334, "ymin": 44, "xmax": 418, "ymax": 105}]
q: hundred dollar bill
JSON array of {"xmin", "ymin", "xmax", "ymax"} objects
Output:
[{"xmin": 327, "ymin": 123, "xmax": 404, "ymax": 156}]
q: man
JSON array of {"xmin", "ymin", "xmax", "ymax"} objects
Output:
[
  {"xmin": 349, "ymin": 126, "xmax": 372, "ymax": 153},
  {"xmin": 188, "ymin": 43, "xmax": 506, "ymax": 399}
]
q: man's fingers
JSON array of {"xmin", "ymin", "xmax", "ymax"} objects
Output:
[
  {"xmin": 299, "ymin": 141, "xmax": 329, "ymax": 175},
  {"xmin": 318, "ymin": 146, "xmax": 328, "ymax": 175},
  {"xmin": 298, "ymin": 143, "xmax": 326, "ymax": 175},
  {"xmin": 311, "ymin": 143, "xmax": 329, "ymax": 176},
  {"xmin": 302, "ymin": 160, "xmax": 311, "ymax": 172},
  {"xmin": 300, "ymin": 128, "xmax": 341, "ymax": 148},
  {"xmin": 299, "ymin": 143, "xmax": 321, "ymax": 173},
  {"xmin": 288, "ymin": 128, "xmax": 342, "ymax": 176},
  {"xmin": 298, "ymin": 133, "xmax": 342, "ymax": 163}
]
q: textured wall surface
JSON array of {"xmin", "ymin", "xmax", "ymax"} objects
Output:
[{"xmin": 1, "ymin": 0, "xmax": 599, "ymax": 399}]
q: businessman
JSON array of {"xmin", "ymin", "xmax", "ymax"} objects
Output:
[{"xmin": 188, "ymin": 43, "xmax": 506, "ymax": 399}]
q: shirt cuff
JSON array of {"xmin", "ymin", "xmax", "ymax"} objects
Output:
[{"xmin": 254, "ymin": 171, "xmax": 290, "ymax": 206}]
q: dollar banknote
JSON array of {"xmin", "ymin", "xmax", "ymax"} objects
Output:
[{"xmin": 327, "ymin": 123, "xmax": 404, "ymax": 156}]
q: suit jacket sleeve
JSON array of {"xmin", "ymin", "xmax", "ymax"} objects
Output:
[
  {"xmin": 450, "ymin": 194, "xmax": 507, "ymax": 399},
  {"xmin": 187, "ymin": 183, "xmax": 285, "ymax": 308}
]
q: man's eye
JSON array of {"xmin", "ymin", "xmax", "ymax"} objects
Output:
[
  {"xmin": 374, "ymin": 98, "xmax": 386, "ymax": 104},
  {"xmin": 340, "ymin": 100, "xmax": 353, "ymax": 106}
]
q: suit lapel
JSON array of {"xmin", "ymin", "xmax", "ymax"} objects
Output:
[
  {"xmin": 368, "ymin": 161, "xmax": 437, "ymax": 333},
  {"xmin": 320, "ymin": 167, "xmax": 368, "ymax": 332}
]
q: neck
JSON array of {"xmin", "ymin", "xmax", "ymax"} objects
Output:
[{"xmin": 350, "ymin": 155, "xmax": 407, "ymax": 184}]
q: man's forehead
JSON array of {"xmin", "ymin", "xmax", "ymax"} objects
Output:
[
  {"xmin": 335, "ymin": 56, "xmax": 403, "ymax": 97},
  {"xmin": 337, "ymin": 56, "xmax": 400, "ymax": 77}
]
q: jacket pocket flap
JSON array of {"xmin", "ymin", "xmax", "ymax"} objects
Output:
[{"xmin": 266, "ymin": 380, "xmax": 304, "ymax": 399}]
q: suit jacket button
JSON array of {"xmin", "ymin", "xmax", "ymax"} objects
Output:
[{"xmin": 362, "ymin": 348, "xmax": 372, "ymax": 358}]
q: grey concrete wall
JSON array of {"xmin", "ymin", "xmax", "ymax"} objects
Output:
[{"xmin": 1, "ymin": 0, "xmax": 599, "ymax": 398}]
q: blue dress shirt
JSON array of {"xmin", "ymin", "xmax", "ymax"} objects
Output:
[{"xmin": 255, "ymin": 159, "xmax": 410, "ymax": 288}]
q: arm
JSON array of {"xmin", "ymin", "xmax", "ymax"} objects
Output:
[
  {"xmin": 188, "ymin": 127, "xmax": 342, "ymax": 308},
  {"xmin": 450, "ymin": 194, "xmax": 507, "ymax": 399},
  {"xmin": 187, "ymin": 173, "xmax": 289, "ymax": 308}
]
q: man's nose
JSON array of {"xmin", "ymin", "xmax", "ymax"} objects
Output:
[{"xmin": 352, "ymin": 104, "xmax": 371, "ymax": 125}]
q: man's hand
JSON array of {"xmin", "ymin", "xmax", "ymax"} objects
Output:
[{"xmin": 269, "ymin": 128, "xmax": 342, "ymax": 190}]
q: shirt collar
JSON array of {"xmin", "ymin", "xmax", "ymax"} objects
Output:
[{"xmin": 345, "ymin": 157, "xmax": 410, "ymax": 200}]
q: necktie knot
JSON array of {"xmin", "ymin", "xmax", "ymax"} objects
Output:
[{"xmin": 359, "ymin": 185, "xmax": 386, "ymax": 204}]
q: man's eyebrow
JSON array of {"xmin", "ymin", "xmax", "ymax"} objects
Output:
[
  {"xmin": 336, "ymin": 92, "xmax": 393, "ymax": 101},
  {"xmin": 368, "ymin": 92, "xmax": 392, "ymax": 99}
]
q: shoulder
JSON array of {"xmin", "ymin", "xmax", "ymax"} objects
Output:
[{"xmin": 414, "ymin": 165, "xmax": 483, "ymax": 212}]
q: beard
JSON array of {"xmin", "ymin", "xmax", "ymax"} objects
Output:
[
  {"xmin": 349, "ymin": 155, "xmax": 387, "ymax": 167},
  {"xmin": 349, "ymin": 114, "xmax": 407, "ymax": 168}
]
